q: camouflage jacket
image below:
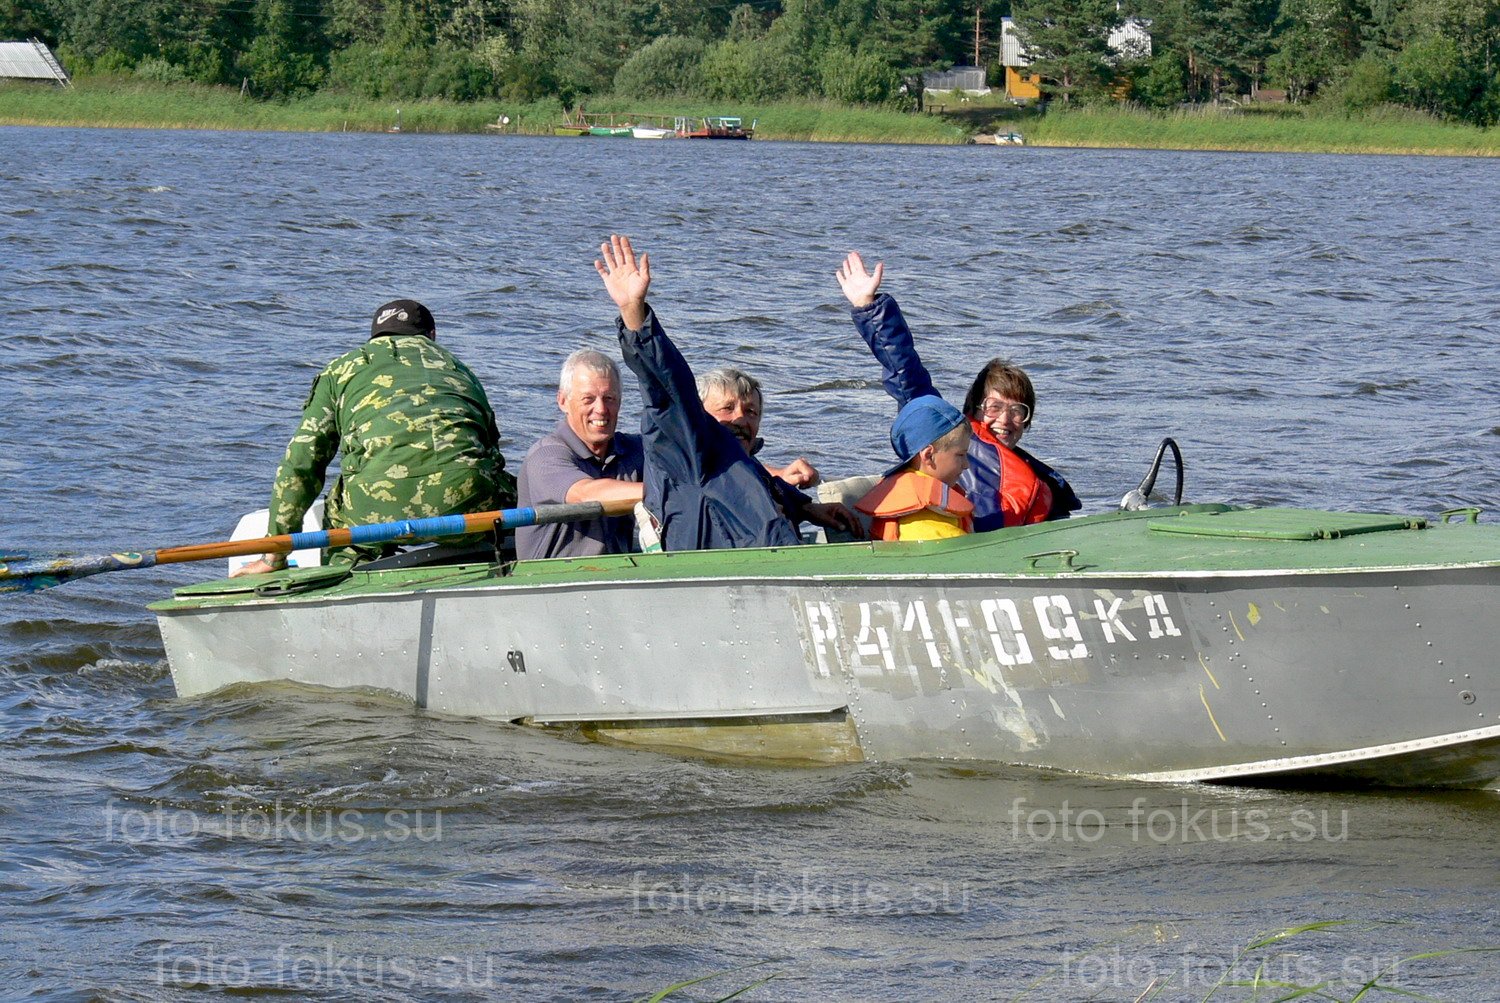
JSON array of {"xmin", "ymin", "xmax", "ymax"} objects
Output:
[{"xmin": 267, "ymin": 336, "xmax": 513, "ymax": 551}]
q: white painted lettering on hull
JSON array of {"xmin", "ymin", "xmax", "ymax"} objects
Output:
[
  {"xmin": 804, "ymin": 601, "xmax": 837, "ymax": 677},
  {"xmin": 979, "ymin": 598, "xmax": 1032, "ymax": 667},
  {"xmin": 1093, "ymin": 597, "xmax": 1138, "ymax": 644},
  {"xmin": 797, "ymin": 590, "xmax": 1187, "ymax": 689},
  {"xmin": 854, "ymin": 601, "xmax": 897, "ymax": 678},
  {"xmin": 901, "ymin": 600, "xmax": 943, "ymax": 672},
  {"xmin": 1144, "ymin": 593, "xmax": 1183, "ymax": 638},
  {"xmin": 1033, "ymin": 594, "xmax": 1089, "ymax": 660}
]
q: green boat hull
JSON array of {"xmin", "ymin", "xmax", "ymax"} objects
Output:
[{"xmin": 152, "ymin": 505, "xmax": 1500, "ymax": 787}]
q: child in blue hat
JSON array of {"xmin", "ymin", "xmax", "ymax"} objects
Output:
[{"xmin": 854, "ymin": 396, "xmax": 975, "ymax": 541}]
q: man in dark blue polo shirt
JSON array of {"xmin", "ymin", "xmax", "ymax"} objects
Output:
[{"xmin": 515, "ymin": 349, "xmax": 645, "ymax": 560}]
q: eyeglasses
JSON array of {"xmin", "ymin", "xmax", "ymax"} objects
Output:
[{"xmin": 979, "ymin": 399, "xmax": 1031, "ymax": 422}]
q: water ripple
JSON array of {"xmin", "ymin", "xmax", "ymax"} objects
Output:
[{"xmin": 1, "ymin": 128, "xmax": 1498, "ymax": 1000}]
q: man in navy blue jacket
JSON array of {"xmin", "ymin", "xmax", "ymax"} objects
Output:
[{"xmin": 594, "ymin": 234, "xmax": 860, "ymax": 551}]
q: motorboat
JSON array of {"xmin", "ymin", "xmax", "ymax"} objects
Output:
[{"xmin": 150, "ymin": 485, "xmax": 1500, "ymax": 788}]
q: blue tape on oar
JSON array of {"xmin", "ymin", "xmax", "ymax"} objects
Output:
[
  {"xmin": 347, "ymin": 513, "xmax": 471, "ymax": 545},
  {"xmin": 286, "ymin": 512, "xmax": 500, "ymax": 552},
  {"xmin": 286, "ymin": 529, "xmax": 333, "ymax": 551}
]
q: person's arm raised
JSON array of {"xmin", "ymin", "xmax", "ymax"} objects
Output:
[
  {"xmin": 835, "ymin": 251, "xmax": 940, "ymax": 409},
  {"xmin": 595, "ymin": 233, "xmax": 650, "ymax": 330}
]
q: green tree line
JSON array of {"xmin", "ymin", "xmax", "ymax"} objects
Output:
[
  {"xmin": 1016, "ymin": 0, "xmax": 1498, "ymax": 125},
  {"xmin": 2, "ymin": 0, "xmax": 1496, "ymax": 125}
]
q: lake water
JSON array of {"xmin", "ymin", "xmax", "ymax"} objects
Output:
[{"xmin": 2, "ymin": 126, "xmax": 1498, "ymax": 1000}]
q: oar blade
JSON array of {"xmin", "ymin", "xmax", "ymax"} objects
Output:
[{"xmin": 0, "ymin": 553, "xmax": 154, "ymax": 596}]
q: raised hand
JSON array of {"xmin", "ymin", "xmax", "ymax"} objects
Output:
[
  {"xmin": 595, "ymin": 233, "xmax": 650, "ymax": 330},
  {"xmin": 835, "ymin": 251, "xmax": 884, "ymax": 308}
]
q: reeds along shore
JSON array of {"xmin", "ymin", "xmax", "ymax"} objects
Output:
[{"xmin": 2, "ymin": 78, "xmax": 1496, "ymax": 156}]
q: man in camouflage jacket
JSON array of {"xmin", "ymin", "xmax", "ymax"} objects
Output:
[{"xmin": 234, "ymin": 299, "xmax": 514, "ymax": 572}]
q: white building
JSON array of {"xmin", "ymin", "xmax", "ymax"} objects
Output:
[
  {"xmin": 0, "ymin": 39, "xmax": 70, "ymax": 86},
  {"xmin": 999, "ymin": 16, "xmax": 1151, "ymax": 98},
  {"xmin": 921, "ymin": 66, "xmax": 991, "ymax": 96}
]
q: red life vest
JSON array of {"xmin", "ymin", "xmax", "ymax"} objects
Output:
[
  {"xmin": 966, "ymin": 418, "xmax": 1054, "ymax": 528},
  {"xmin": 855, "ymin": 471, "xmax": 976, "ymax": 542}
]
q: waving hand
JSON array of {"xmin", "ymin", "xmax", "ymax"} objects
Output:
[
  {"xmin": 595, "ymin": 233, "xmax": 651, "ymax": 330},
  {"xmin": 835, "ymin": 251, "xmax": 884, "ymax": 308}
]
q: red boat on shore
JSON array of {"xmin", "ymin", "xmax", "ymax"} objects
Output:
[{"xmin": 676, "ymin": 115, "xmax": 754, "ymax": 140}]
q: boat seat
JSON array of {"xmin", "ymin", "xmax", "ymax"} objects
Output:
[{"xmin": 817, "ymin": 475, "xmax": 880, "ymax": 542}]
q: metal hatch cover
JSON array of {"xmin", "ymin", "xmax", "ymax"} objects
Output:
[{"xmin": 1147, "ymin": 508, "xmax": 1427, "ymax": 541}]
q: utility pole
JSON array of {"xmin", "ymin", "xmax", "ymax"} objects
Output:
[{"xmin": 974, "ymin": 3, "xmax": 982, "ymax": 67}]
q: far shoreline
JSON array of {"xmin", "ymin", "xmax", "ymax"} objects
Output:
[{"xmin": 3, "ymin": 79, "xmax": 1495, "ymax": 159}]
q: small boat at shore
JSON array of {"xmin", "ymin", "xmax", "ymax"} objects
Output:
[
  {"xmin": 555, "ymin": 111, "xmax": 700, "ymax": 139},
  {"xmin": 677, "ymin": 115, "xmax": 754, "ymax": 140},
  {"xmin": 151, "ymin": 495, "xmax": 1500, "ymax": 789}
]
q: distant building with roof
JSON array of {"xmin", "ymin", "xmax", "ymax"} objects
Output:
[
  {"xmin": 0, "ymin": 39, "xmax": 70, "ymax": 86},
  {"xmin": 1000, "ymin": 17, "xmax": 1151, "ymax": 100},
  {"xmin": 921, "ymin": 66, "xmax": 990, "ymax": 96}
]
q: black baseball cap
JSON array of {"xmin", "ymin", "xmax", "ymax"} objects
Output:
[{"xmin": 370, "ymin": 299, "xmax": 436, "ymax": 339}]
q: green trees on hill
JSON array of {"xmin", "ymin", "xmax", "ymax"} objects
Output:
[
  {"xmin": 612, "ymin": 36, "xmax": 707, "ymax": 99},
  {"xmin": 241, "ymin": 0, "xmax": 323, "ymax": 96},
  {"xmin": 1010, "ymin": 0, "xmax": 1125, "ymax": 100},
  {"xmin": 3, "ymin": 0, "xmax": 1497, "ymax": 126},
  {"xmin": 1005, "ymin": 0, "xmax": 1497, "ymax": 124}
]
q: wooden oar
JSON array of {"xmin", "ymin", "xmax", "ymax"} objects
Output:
[{"xmin": 0, "ymin": 498, "xmax": 638, "ymax": 596}]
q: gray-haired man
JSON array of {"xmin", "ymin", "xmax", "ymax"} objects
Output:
[
  {"xmin": 694, "ymin": 365, "xmax": 861, "ymax": 536},
  {"xmin": 697, "ymin": 367, "xmax": 820, "ymax": 488},
  {"xmin": 515, "ymin": 349, "xmax": 645, "ymax": 561}
]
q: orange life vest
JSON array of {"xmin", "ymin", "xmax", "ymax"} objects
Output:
[
  {"xmin": 966, "ymin": 418, "xmax": 1055, "ymax": 528},
  {"xmin": 854, "ymin": 471, "xmax": 976, "ymax": 542}
]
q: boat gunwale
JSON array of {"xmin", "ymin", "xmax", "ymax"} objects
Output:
[
  {"xmin": 149, "ymin": 505, "xmax": 1499, "ymax": 612},
  {"xmin": 150, "ymin": 557, "xmax": 1500, "ymax": 613}
]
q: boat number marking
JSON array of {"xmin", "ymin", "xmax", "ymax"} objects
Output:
[
  {"xmin": 1034, "ymin": 594, "xmax": 1088, "ymax": 660},
  {"xmin": 800, "ymin": 591, "xmax": 1184, "ymax": 681},
  {"xmin": 1143, "ymin": 593, "xmax": 1181, "ymax": 639}
]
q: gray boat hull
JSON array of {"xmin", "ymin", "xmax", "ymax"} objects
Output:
[{"xmin": 159, "ymin": 562, "xmax": 1500, "ymax": 787}]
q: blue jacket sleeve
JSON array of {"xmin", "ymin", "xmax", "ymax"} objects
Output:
[
  {"xmin": 771, "ymin": 476, "xmax": 813, "ymax": 524},
  {"xmin": 849, "ymin": 293, "xmax": 942, "ymax": 410},
  {"xmin": 617, "ymin": 306, "xmax": 801, "ymax": 552},
  {"xmin": 618, "ymin": 306, "xmax": 736, "ymax": 486}
]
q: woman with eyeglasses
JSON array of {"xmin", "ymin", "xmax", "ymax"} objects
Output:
[{"xmin": 836, "ymin": 252, "xmax": 1081, "ymax": 531}]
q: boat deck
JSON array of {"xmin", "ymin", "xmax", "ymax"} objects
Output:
[{"xmin": 151, "ymin": 505, "xmax": 1497, "ymax": 612}]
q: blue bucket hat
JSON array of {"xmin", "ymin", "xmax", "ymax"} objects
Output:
[{"xmin": 886, "ymin": 395, "xmax": 967, "ymax": 475}]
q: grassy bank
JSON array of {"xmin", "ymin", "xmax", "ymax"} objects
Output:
[
  {"xmin": 0, "ymin": 78, "xmax": 965, "ymax": 144},
  {"xmin": 3, "ymin": 77, "xmax": 1495, "ymax": 155},
  {"xmin": 0, "ymin": 77, "xmax": 549, "ymax": 133},
  {"xmin": 1023, "ymin": 103, "xmax": 1500, "ymax": 157}
]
